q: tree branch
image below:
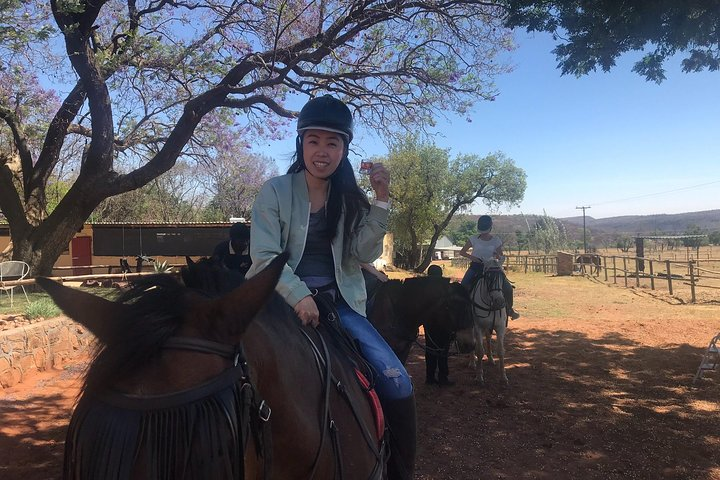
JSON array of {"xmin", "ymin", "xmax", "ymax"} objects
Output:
[
  {"xmin": 30, "ymin": 82, "xmax": 88, "ymax": 200},
  {"xmin": 0, "ymin": 105, "xmax": 34, "ymax": 193}
]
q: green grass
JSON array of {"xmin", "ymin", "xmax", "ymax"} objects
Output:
[
  {"xmin": 25, "ymin": 297, "xmax": 62, "ymax": 319},
  {"xmin": 0, "ymin": 291, "xmax": 52, "ymax": 316},
  {"xmin": 1, "ymin": 286, "xmax": 118, "ymax": 317}
]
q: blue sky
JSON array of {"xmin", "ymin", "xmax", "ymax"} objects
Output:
[{"xmin": 267, "ymin": 32, "xmax": 720, "ymax": 220}]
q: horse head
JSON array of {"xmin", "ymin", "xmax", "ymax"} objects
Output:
[
  {"xmin": 477, "ymin": 258, "xmax": 506, "ymax": 311},
  {"xmin": 35, "ymin": 253, "xmax": 287, "ymax": 393}
]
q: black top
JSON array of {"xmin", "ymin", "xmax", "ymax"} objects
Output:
[{"xmin": 295, "ymin": 207, "xmax": 334, "ymax": 287}]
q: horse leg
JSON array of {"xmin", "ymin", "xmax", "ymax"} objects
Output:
[
  {"xmin": 436, "ymin": 332, "xmax": 454, "ymax": 386},
  {"xmin": 425, "ymin": 350, "xmax": 438, "ymax": 385},
  {"xmin": 472, "ymin": 324, "xmax": 485, "ymax": 384},
  {"xmin": 484, "ymin": 330, "xmax": 495, "ymax": 366},
  {"xmin": 496, "ymin": 330, "xmax": 508, "ymax": 385}
]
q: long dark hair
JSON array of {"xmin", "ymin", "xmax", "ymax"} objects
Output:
[{"xmin": 287, "ymin": 135, "xmax": 370, "ymax": 250}]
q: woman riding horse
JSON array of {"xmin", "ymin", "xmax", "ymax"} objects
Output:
[
  {"xmin": 458, "ymin": 215, "xmax": 521, "ymax": 320},
  {"xmin": 246, "ymin": 95, "xmax": 415, "ymax": 479},
  {"xmin": 40, "ymin": 255, "xmax": 385, "ymax": 479}
]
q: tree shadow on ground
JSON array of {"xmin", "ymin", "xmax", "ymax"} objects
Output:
[
  {"xmin": 0, "ymin": 392, "xmax": 71, "ymax": 480},
  {"xmin": 410, "ymin": 328, "xmax": 720, "ymax": 480}
]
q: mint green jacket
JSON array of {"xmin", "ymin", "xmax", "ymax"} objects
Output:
[{"xmin": 246, "ymin": 172, "xmax": 388, "ymax": 316}]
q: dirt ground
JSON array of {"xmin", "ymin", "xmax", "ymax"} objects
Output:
[{"xmin": 2, "ymin": 272, "xmax": 720, "ymax": 479}]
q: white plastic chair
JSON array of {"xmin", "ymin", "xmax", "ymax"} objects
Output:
[
  {"xmin": 0, "ymin": 260, "xmax": 31, "ymax": 308},
  {"xmin": 693, "ymin": 333, "xmax": 720, "ymax": 385}
]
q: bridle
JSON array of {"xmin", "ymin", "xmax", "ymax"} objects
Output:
[
  {"xmin": 468, "ymin": 266, "xmax": 507, "ymax": 330},
  {"xmin": 160, "ymin": 336, "xmax": 273, "ymax": 480}
]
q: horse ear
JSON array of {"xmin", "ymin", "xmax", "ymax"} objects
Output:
[
  {"xmin": 213, "ymin": 252, "xmax": 288, "ymax": 336},
  {"xmin": 186, "ymin": 256, "xmax": 194, "ymax": 266},
  {"xmin": 35, "ymin": 277, "xmax": 127, "ymax": 344}
]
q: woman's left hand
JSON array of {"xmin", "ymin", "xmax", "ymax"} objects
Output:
[{"xmin": 368, "ymin": 162, "xmax": 390, "ymax": 202}]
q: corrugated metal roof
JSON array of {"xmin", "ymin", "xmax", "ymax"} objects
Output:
[
  {"xmin": 90, "ymin": 221, "xmax": 248, "ymax": 227},
  {"xmin": 636, "ymin": 235, "xmax": 706, "ymax": 239}
]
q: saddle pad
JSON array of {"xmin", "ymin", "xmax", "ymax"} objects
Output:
[{"xmin": 355, "ymin": 368, "xmax": 385, "ymax": 443}]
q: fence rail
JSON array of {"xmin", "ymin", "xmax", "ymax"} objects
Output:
[
  {"xmin": 452, "ymin": 255, "xmax": 557, "ymax": 274},
  {"xmin": 580, "ymin": 254, "xmax": 720, "ymax": 303},
  {"xmin": 451, "ymin": 252, "xmax": 720, "ymax": 304}
]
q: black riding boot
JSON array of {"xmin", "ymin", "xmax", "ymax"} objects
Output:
[
  {"xmin": 502, "ymin": 277, "xmax": 520, "ymax": 319},
  {"xmin": 382, "ymin": 395, "xmax": 417, "ymax": 480}
]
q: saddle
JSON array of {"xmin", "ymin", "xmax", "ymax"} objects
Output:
[{"xmin": 311, "ymin": 287, "xmax": 385, "ymax": 444}]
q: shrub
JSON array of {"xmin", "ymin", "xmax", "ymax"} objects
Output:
[
  {"xmin": 154, "ymin": 260, "xmax": 174, "ymax": 273},
  {"xmin": 25, "ymin": 298, "xmax": 61, "ymax": 319}
]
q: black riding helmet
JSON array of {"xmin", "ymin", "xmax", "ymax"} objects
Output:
[
  {"xmin": 477, "ymin": 215, "xmax": 493, "ymax": 233},
  {"xmin": 297, "ymin": 95, "xmax": 353, "ymax": 143}
]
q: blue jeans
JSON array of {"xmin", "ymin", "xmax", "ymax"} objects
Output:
[
  {"xmin": 335, "ymin": 302, "xmax": 413, "ymax": 400},
  {"xmin": 461, "ymin": 263, "xmax": 515, "ymax": 310},
  {"xmin": 461, "ymin": 262, "xmax": 483, "ymax": 288}
]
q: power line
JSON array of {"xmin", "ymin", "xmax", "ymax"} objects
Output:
[{"xmin": 588, "ymin": 180, "xmax": 720, "ymax": 207}]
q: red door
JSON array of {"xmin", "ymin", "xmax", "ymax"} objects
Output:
[{"xmin": 71, "ymin": 237, "xmax": 93, "ymax": 275}]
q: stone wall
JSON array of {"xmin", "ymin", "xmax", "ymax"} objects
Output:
[{"xmin": 0, "ymin": 316, "xmax": 94, "ymax": 388}]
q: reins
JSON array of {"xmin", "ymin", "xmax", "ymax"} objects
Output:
[
  {"xmin": 415, "ymin": 330, "xmax": 462, "ymax": 358},
  {"xmin": 297, "ymin": 292, "xmax": 385, "ymax": 480}
]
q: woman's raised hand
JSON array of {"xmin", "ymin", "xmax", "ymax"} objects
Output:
[{"xmin": 368, "ymin": 162, "xmax": 390, "ymax": 202}]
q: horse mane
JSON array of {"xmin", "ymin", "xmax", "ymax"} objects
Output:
[
  {"xmin": 181, "ymin": 257, "xmax": 245, "ymax": 297},
  {"xmin": 403, "ymin": 276, "xmax": 449, "ymax": 287},
  {"xmin": 83, "ymin": 274, "xmax": 189, "ymax": 394}
]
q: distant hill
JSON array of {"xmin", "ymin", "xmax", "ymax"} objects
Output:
[
  {"xmin": 560, "ymin": 210, "xmax": 720, "ymax": 235},
  {"xmin": 450, "ymin": 209, "xmax": 720, "ymax": 248}
]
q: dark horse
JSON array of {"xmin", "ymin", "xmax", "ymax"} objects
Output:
[
  {"xmin": 575, "ymin": 253, "xmax": 601, "ymax": 275},
  {"xmin": 37, "ymin": 254, "xmax": 384, "ymax": 479},
  {"xmin": 367, "ymin": 275, "xmax": 471, "ymax": 365}
]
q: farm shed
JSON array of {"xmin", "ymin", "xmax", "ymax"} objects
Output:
[
  {"xmin": 1, "ymin": 222, "xmax": 396, "ymax": 275},
  {"xmin": 1, "ymin": 222, "xmax": 240, "ymax": 275},
  {"xmin": 432, "ymin": 236, "xmax": 463, "ymax": 260}
]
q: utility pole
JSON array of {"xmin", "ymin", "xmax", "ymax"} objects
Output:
[{"xmin": 576, "ymin": 206, "xmax": 591, "ymax": 253}]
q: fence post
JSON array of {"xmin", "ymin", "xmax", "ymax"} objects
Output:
[
  {"xmin": 666, "ymin": 260, "xmax": 673, "ymax": 295},
  {"xmin": 649, "ymin": 259, "xmax": 655, "ymax": 290},
  {"xmin": 623, "ymin": 257, "xmax": 628, "ymax": 287},
  {"xmin": 635, "ymin": 258, "xmax": 640, "ymax": 287},
  {"xmin": 689, "ymin": 261, "xmax": 696, "ymax": 303},
  {"xmin": 524, "ymin": 256, "xmax": 528, "ymax": 274},
  {"xmin": 612, "ymin": 256, "xmax": 617, "ymax": 284},
  {"xmin": 603, "ymin": 256, "xmax": 608, "ymax": 282}
]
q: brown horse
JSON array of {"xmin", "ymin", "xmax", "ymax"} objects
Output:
[
  {"xmin": 37, "ymin": 254, "xmax": 384, "ymax": 479},
  {"xmin": 367, "ymin": 275, "xmax": 471, "ymax": 364}
]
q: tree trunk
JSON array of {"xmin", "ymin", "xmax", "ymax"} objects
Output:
[{"xmin": 10, "ymin": 216, "xmax": 86, "ymax": 277}]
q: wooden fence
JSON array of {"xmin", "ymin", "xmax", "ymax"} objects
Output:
[
  {"xmin": 577, "ymin": 255, "xmax": 720, "ymax": 304},
  {"xmin": 452, "ymin": 255, "xmax": 557, "ymax": 274},
  {"xmin": 451, "ymin": 252, "xmax": 720, "ymax": 304}
]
